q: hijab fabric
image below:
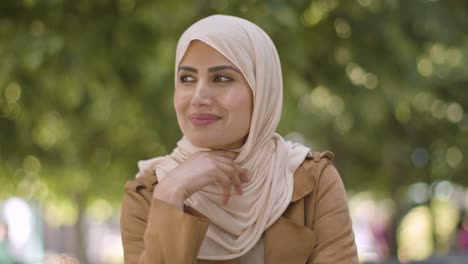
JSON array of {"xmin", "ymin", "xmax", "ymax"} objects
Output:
[{"xmin": 137, "ymin": 15, "xmax": 310, "ymax": 260}]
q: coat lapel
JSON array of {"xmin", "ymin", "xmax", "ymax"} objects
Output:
[
  {"xmin": 264, "ymin": 217, "xmax": 315, "ymax": 264},
  {"xmin": 263, "ymin": 159, "xmax": 319, "ymax": 264}
]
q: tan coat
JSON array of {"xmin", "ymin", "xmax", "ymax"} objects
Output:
[{"xmin": 120, "ymin": 152, "xmax": 358, "ymax": 264}]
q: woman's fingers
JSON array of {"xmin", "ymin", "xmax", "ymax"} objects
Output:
[
  {"xmin": 239, "ymin": 168, "xmax": 250, "ymax": 183},
  {"xmin": 222, "ymin": 185, "xmax": 231, "ymax": 204},
  {"xmin": 216, "ymin": 162, "xmax": 245, "ymax": 194},
  {"xmin": 214, "ymin": 171, "xmax": 233, "ymax": 204},
  {"xmin": 173, "ymin": 150, "xmax": 250, "ymax": 204},
  {"xmin": 221, "ymin": 170, "xmax": 249, "ymax": 203}
]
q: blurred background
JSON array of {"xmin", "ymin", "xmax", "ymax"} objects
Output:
[{"xmin": 0, "ymin": 0, "xmax": 467, "ymax": 263}]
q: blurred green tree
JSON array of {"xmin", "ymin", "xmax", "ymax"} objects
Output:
[{"xmin": 1, "ymin": 0, "xmax": 467, "ymax": 261}]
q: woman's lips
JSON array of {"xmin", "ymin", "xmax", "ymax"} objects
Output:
[{"xmin": 189, "ymin": 113, "xmax": 221, "ymax": 126}]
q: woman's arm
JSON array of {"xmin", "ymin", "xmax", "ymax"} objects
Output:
[
  {"xmin": 306, "ymin": 163, "xmax": 359, "ymax": 263},
  {"xmin": 120, "ymin": 150, "xmax": 247, "ymax": 263},
  {"xmin": 120, "ymin": 179, "xmax": 210, "ymax": 264}
]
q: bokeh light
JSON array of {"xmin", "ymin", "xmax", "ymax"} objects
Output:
[
  {"xmin": 446, "ymin": 147, "xmax": 462, "ymax": 169},
  {"xmin": 412, "ymin": 148, "xmax": 430, "ymax": 168},
  {"xmin": 4, "ymin": 82, "xmax": 21, "ymax": 104},
  {"xmin": 446, "ymin": 103, "xmax": 463, "ymax": 123}
]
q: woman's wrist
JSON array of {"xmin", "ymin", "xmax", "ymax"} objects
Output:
[{"xmin": 153, "ymin": 181, "xmax": 186, "ymax": 211}]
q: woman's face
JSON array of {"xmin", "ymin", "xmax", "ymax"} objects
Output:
[{"xmin": 174, "ymin": 41, "xmax": 253, "ymax": 149}]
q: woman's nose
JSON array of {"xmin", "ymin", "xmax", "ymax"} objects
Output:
[{"xmin": 191, "ymin": 81, "xmax": 213, "ymax": 106}]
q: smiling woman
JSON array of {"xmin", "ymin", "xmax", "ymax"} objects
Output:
[
  {"xmin": 174, "ymin": 41, "xmax": 253, "ymax": 150},
  {"xmin": 120, "ymin": 15, "xmax": 358, "ymax": 264}
]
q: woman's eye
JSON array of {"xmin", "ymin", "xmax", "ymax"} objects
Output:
[
  {"xmin": 180, "ymin": 75, "xmax": 195, "ymax": 83},
  {"xmin": 214, "ymin": 75, "xmax": 233, "ymax": 82}
]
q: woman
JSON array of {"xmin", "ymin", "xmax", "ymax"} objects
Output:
[{"xmin": 121, "ymin": 15, "xmax": 358, "ymax": 263}]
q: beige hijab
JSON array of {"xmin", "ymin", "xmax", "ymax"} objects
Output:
[{"xmin": 137, "ymin": 15, "xmax": 310, "ymax": 260}]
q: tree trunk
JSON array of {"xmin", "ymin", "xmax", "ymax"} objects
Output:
[
  {"xmin": 73, "ymin": 192, "xmax": 88, "ymax": 264},
  {"xmin": 425, "ymin": 166, "xmax": 437, "ymax": 255}
]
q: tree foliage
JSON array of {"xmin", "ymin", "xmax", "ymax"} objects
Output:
[{"xmin": 1, "ymin": 0, "xmax": 467, "ymax": 209}]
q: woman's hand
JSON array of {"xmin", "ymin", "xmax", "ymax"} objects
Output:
[{"xmin": 153, "ymin": 150, "xmax": 250, "ymax": 210}]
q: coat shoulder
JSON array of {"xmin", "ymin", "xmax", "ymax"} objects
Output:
[
  {"xmin": 124, "ymin": 169, "xmax": 159, "ymax": 204},
  {"xmin": 304, "ymin": 150, "xmax": 335, "ymax": 163},
  {"xmin": 291, "ymin": 151, "xmax": 336, "ymax": 202}
]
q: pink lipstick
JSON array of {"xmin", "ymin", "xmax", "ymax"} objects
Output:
[{"xmin": 189, "ymin": 113, "xmax": 221, "ymax": 126}]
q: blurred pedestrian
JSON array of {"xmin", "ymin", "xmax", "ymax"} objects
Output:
[
  {"xmin": 0, "ymin": 220, "xmax": 14, "ymax": 264},
  {"xmin": 457, "ymin": 214, "xmax": 468, "ymax": 252}
]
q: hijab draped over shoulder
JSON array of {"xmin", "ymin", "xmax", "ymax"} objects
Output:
[{"xmin": 137, "ymin": 15, "xmax": 310, "ymax": 260}]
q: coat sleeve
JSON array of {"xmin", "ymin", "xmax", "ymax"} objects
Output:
[
  {"xmin": 120, "ymin": 179, "xmax": 210, "ymax": 264},
  {"xmin": 306, "ymin": 163, "xmax": 359, "ymax": 264}
]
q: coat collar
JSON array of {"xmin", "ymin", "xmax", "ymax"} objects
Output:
[
  {"xmin": 291, "ymin": 152, "xmax": 332, "ymax": 202},
  {"xmin": 291, "ymin": 160, "xmax": 316, "ymax": 202}
]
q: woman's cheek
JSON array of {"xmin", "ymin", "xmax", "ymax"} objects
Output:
[{"xmin": 174, "ymin": 92, "xmax": 191, "ymax": 113}]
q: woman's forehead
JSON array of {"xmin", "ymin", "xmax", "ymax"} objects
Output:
[
  {"xmin": 175, "ymin": 18, "xmax": 262, "ymax": 95},
  {"xmin": 179, "ymin": 41, "xmax": 234, "ymax": 66}
]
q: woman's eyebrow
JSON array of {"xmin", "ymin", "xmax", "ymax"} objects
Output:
[
  {"xmin": 208, "ymin": 65, "xmax": 241, "ymax": 74},
  {"xmin": 178, "ymin": 65, "xmax": 241, "ymax": 74},
  {"xmin": 178, "ymin": 66, "xmax": 197, "ymax": 73}
]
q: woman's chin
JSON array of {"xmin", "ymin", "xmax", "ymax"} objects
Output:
[
  {"xmin": 186, "ymin": 137, "xmax": 218, "ymax": 149},
  {"xmin": 187, "ymin": 138, "xmax": 243, "ymax": 150}
]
